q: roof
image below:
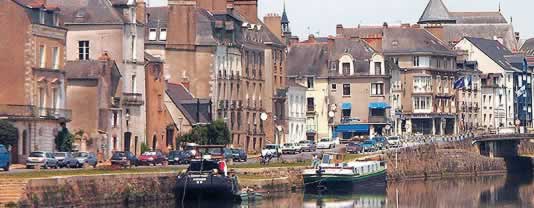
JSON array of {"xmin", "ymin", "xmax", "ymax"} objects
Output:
[
  {"xmin": 166, "ymin": 83, "xmax": 211, "ymax": 124},
  {"xmin": 195, "ymin": 8, "xmax": 217, "ymax": 46},
  {"xmin": 287, "ymin": 44, "xmax": 329, "ymax": 77},
  {"xmin": 382, "ymin": 27, "xmax": 453, "ymax": 56},
  {"xmin": 418, "ymin": 0, "xmax": 455, "ymax": 24},
  {"xmin": 450, "ymin": 12, "xmax": 507, "ymax": 24},
  {"xmin": 440, "ymin": 24, "xmax": 517, "ymax": 50},
  {"xmin": 281, "ymin": 4, "xmax": 289, "ymax": 24},
  {"xmin": 144, "ymin": 52, "xmax": 162, "ymax": 63},
  {"xmin": 65, "ymin": 60, "xmax": 121, "ymax": 95},
  {"xmin": 14, "ymin": 0, "xmax": 59, "ymax": 10},
  {"xmin": 464, "ymin": 37, "xmax": 515, "ymax": 71},
  {"xmin": 521, "ymin": 38, "xmax": 534, "ymax": 55},
  {"xmin": 146, "ymin": 6, "xmax": 168, "ymax": 28},
  {"xmin": 48, "ymin": 0, "xmax": 124, "ymax": 24}
]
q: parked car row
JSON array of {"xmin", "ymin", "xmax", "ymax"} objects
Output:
[
  {"xmin": 346, "ymin": 136, "xmax": 404, "ymax": 154},
  {"xmin": 25, "ymin": 151, "xmax": 98, "ymax": 169}
]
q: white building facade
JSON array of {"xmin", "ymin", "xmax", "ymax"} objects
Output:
[{"xmin": 286, "ymin": 83, "xmax": 307, "ymax": 143}]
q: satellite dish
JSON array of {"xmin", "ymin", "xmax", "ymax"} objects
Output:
[
  {"xmin": 328, "ymin": 111, "xmax": 335, "ymax": 118},
  {"xmin": 260, "ymin": 112, "xmax": 268, "ymax": 121}
]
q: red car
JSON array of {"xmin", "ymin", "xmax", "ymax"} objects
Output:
[{"xmin": 138, "ymin": 151, "xmax": 167, "ymax": 166}]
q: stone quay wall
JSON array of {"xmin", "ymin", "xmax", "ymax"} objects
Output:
[{"xmin": 385, "ymin": 139, "xmax": 534, "ymax": 180}]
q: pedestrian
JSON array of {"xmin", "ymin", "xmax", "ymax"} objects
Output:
[{"xmin": 312, "ymin": 154, "xmax": 319, "ymax": 169}]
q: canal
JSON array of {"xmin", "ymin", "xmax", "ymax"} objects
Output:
[{"xmin": 110, "ymin": 173, "xmax": 534, "ymax": 208}]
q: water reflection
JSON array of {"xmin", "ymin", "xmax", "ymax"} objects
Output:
[{"xmin": 110, "ymin": 173, "xmax": 534, "ymax": 208}]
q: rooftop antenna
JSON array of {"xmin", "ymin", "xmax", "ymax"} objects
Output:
[{"xmin": 498, "ymin": 1, "xmax": 501, "ymax": 12}]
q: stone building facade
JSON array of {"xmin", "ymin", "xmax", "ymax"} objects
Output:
[
  {"xmin": 0, "ymin": 0, "xmax": 70, "ymax": 163},
  {"xmin": 51, "ymin": 0, "xmax": 147, "ymax": 155}
]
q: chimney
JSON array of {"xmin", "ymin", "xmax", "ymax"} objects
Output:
[
  {"xmin": 167, "ymin": 0, "xmax": 197, "ymax": 49},
  {"xmin": 308, "ymin": 34, "xmax": 316, "ymax": 43},
  {"xmin": 382, "ymin": 22, "xmax": 388, "ymax": 29},
  {"xmin": 401, "ymin": 23, "xmax": 410, "ymax": 29},
  {"xmin": 336, "ymin": 24, "xmax": 344, "ymax": 37},
  {"xmin": 289, "ymin": 36, "xmax": 299, "ymax": 46},
  {"xmin": 263, "ymin": 13, "xmax": 282, "ymax": 40},
  {"xmin": 195, "ymin": 0, "xmax": 226, "ymax": 13},
  {"xmin": 327, "ymin": 36, "xmax": 335, "ymax": 53},
  {"xmin": 181, "ymin": 76, "xmax": 191, "ymax": 91},
  {"xmin": 424, "ymin": 24, "xmax": 444, "ymax": 41},
  {"xmin": 233, "ymin": 0, "xmax": 258, "ymax": 23},
  {"xmin": 411, "ymin": 24, "xmax": 420, "ymax": 28},
  {"xmin": 136, "ymin": 0, "xmax": 146, "ymax": 24},
  {"xmin": 98, "ymin": 51, "xmax": 111, "ymax": 61}
]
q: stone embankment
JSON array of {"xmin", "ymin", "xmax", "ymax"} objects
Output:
[
  {"xmin": 385, "ymin": 139, "xmax": 534, "ymax": 180},
  {"xmin": 0, "ymin": 167, "xmax": 304, "ymax": 207}
]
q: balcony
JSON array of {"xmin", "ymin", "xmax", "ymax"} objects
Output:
[
  {"xmin": 123, "ymin": 93, "xmax": 144, "ymax": 106},
  {"xmin": 307, "ymin": 105, "xmax": 315, "ymax": 113},
  {"xmin": 340, "ymin": 117, "xmax": 361, "ymax": 124},
  {"xmin": 0, "ymin": 104, "xmax": 71, "ymax": 121}
]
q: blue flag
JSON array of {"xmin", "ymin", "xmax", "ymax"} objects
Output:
[{"xmin": 454, "ymin": 77, "xmax": 465, "ymax": 89}]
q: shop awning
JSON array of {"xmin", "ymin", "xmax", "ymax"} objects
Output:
[
  {"xmin": 341, "ymin": 102, "xmax": 352, "ymax": 110},
  {"xmin": 368, "ymin": 102, "xmax": 391, "ymax": 109},
  {"xmin": 335, "ymin": 124, "xmax": 369, "ymax": 133}
]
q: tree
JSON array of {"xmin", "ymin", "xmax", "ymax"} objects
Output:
[
  {"xmin": 176, "ymin": 119, "xmax": 231, "ymax": 146},
  {"xmin": 55, "ymin": 123, "xmax": 73, "ymax": 152},
  {"xmin": 0, "ymin": 120, "xmax": 18, "ymax": 148}
]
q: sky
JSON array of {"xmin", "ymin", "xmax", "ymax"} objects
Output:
[{"xmin": 148, "ymin": 0, "xmax": 534, "ymax": 41}]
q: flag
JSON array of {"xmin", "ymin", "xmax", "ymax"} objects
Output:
[
  {"xmin": 454, "ymin": 77, "xmax": 465, "ymax": 89},
  {"xmin": 466, "ymin": 75, "xmax": 473, "ymax": 89},
  {"xmin": 516, "ymin": 85, "xmax": 526, "ymax": 97}
]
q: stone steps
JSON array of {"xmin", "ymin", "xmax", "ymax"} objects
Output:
[{"xmin": 0, "ymin": 179, "xmax": 28, "ymax": 205}]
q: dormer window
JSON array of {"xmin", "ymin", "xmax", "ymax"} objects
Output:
[
  {"xmin": 374, "ymin": 62, "xmax": 382, "ymax": 75},
  {"xmin": 159, "ymin": 28, "xmax": 167, "ymax": 41},
  {"xmin": 342, "ymin": 63, "xmax": 351, "ymax": 75},
  {"xmin": 148, "ymin": 28, "xmax": 157, "ymax": 41},
  {"xmin": 338, "ymin": 55, "xmax": 354, "ymax": 75},
  {"xmin": 39, "ymin": 10, "xmax": 45, "ymax": 24}
]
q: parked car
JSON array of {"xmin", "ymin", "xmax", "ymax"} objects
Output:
[
  {"xmin": 111, "ymin": 151, "xmax": 138, "ymax": 168},
  {"xmin": 261, "ymin": 144, "xmax": 282, "ymax": 157},
  {"xmin": 0, "ymin": 144, "xmax": 10, "ymax": 171},
  {"xmin": 297, "ymin": 140, "xmax": 316, "ymax": 152},
  {"xmin": 138, "ymin": 151, "xmax": 166, "ymax": 166},
  {"xmin": 346, "ymin": 142, "xmax": 363, "ymax": 154},
  {"xmin": 54, "ymin": 152, "xmax": 78, "ymax": 168},
  {"xmin": 223, "ymin": 148, "xmax": 234, "ymax": 160},
  {"xmin": 372, "ymin": 136, "xmax": 388, "ymax": 150},
  {"xmin": 317, "ymin": 138, "xmax": 336, "ymax": 149},
  {"xmin": 26, "ymin": 151, "xmax": 58, "ymax": 169},
  {"xmin": 168, "ymin": 150, "xmax": 192, "ymax": 165},
  {"xmin": 282, "ymin": 143, "xmax": 301, "ymax": 154},
  {"xmin": 361, "ymin": 140, "xmax": 377, "ymax": 152},
  {"xmin": 231, "ymin": 148, "xmax": 247, "ymax": 162},
  {"xmin": 387, "ymin": 136, "xmax": 402, "ymax": 148},
  {"xmin": 72, "ymin": 152, "xmax": 98, "ymax": 168}
]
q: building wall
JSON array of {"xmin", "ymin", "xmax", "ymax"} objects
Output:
[
  {"xmin": 301, "ymin": 78, "xmax": 330, "ymax": 141},
  {"xmin": 64, "ymin": 27, "xmax": 123, "ymax": 61},
  {"xmin": 165, "ymin": 48, "xmax": 215, "ymax": 98},
  {"xmin": 0, "ymin": 0, "xmax": 30, "ymax": 105},
  {"xmin": 66, "ymin": 83, "xmax": 99, "ymax": 132},
  {"xmin": 287, "ymin": 86, "xmax": 306, "ymax": 143}
]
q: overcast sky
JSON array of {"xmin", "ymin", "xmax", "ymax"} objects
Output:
[{"xmin": 148, "ymin": 0, "xmax": 534, "ymax": 40}]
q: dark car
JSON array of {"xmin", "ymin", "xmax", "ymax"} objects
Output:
[
  {"xmin": 54, "ymin": 152, "xmax": 78, "ymax": 168},
  {"xmin": 168, "ymin": 151, "xmax": 192, "ymax": 165},
  {"xmin": 0, "ymin": 144, "xmax": 10, "ymax": 171},
  {"xmin": 73, "ymin": 152, "xmax": 98, "ymax": 168},
  {"xmin": 346, "ymin": 142, "xmax": 363, "ymax": 154},
  {"xmin": 111, "ymin": 151, "xmax": 138, "ymax": 168},
  {"xmin": 231, "ymin": 149, "xmax": 247, "ymax": 162}
]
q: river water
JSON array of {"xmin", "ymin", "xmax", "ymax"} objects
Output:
[{"xmin": 120, "ymin": 173, "xmax": 534, "ymax": 208}]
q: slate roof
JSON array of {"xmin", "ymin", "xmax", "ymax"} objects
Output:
[
  {"xmin": 521, "ymin": 38, "xmax": 534, "ymax": 55},
  {"xmin": 144, "ymin": 52, "xmax": 162, "ymax": 63},
  {"xmin": 464, "ymin": 37, "xmax": 515, "ymax": 71},
  {"xmin": 166, "ymin": 83, "xmax": 211, "ymax": 124},
  {"xmin": 48, "ymin": 0, "xmax": 124, "ymax": 24},
  {"xmin": 450, "ymin": 12, "xmax": 507, "ymax": 24},
  {"xmin": 14, "ymin": 0, "xmax": 59, "ymax": 10},
  {"xmin": 441, "ymin": 24, "xmax": 517, "ymax": 50},
  {"xmin": 146, "ymin": 6, "xmax": 168, "ymax": 28},
  {"xmin": 65, "ymin": 60, "xmax": 122, "ymax": 95},
  {"xmin": 281, "ymin": 5, "xmax": 289, "ymax": 24},
  {"xmin": 418, "ymin": 0, "xmax": 455, "ymax": 24},
  {"xmin": 382, "ymin": 27, "xmax": 453, "ymax": 56},
  {"xmin": 287, "ymin": 44, "xmax": 329, "ymax": 77}
]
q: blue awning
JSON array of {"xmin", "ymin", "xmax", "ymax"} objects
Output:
[
  {"xmin": 335, "ymin": 124, "xmax": 369, "ymax": 133},
  {"xmin": 368, "ymin": 102, "xmax": 391, "ymax": 109},
  {"xmin": 341, "ymin": 103, "xmax": 352, "ymax": 110}
]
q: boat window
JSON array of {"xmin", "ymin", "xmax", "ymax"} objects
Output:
[
  {"xmin": 188, "ymin": 160, "xmax": 219, "ymax": 172},
  {"xmin": 322, "ymin": 154, "xmax": 331, "ymax": 164}
]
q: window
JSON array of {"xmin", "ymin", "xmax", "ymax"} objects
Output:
[
  {"xmin": 51, "ymin": 47, "xmax": 59, "ymax": 69},
  {"xmin": 39, "ymin": 10, "xmax": 45, "ymax": 24},
  {"xmin": 374, "ymin": 62, "xmax": 382, "ymax": 75},
  {"xmin": 159, "ymin": 28, "xmax": 167, "ymax": 40},
  {"xmin": 307, "ymin": 98, "xmax": 314, "ymax": 111},
  {"xmin": 78, "ymin": 41, "xmax": 89, "ymax": 60},
  {"xmin": 371, "ymin": 83, "xmax": 384, "ymax": 96},
  {"xmin": 39, "ymin": 45, "xmax": 46, "ymax": 68},
  {"xmin": 131, "ymin": 35, "xmax": 137, "ymax": 60},
  {"xmin": 413, "ymin": 56, "xmax": 430, "ymax": 67},
  {"xmin": 413, "ymin": 76, "xmax": 432, "ymax": 93},
  {"xmin": 343, "ymin": 84, "xmax": 351, "ymax": 96},
  {"xmin": 413, "ymin": 56, "xmax": 419, "ymax": 67},
  {"xmin": 38, "ymin": 87, "xmax": 46, "ymax": 108},
  {"xmin": 307, "ymin": 77, "xmax": 314, "ymax": 89},
  {"xmin": 331, "ymin": 84, "xmax": 337, "ymax": 92},
  {"xmin": 148, "ymin": 28, "xmax": 157, "ymax": 40},
  {"xmin": 413, "ymin": 96, "xmax": 432, "ymax": 111},
  {"xmin": 131, "ymin": 75, "xmax": 137, "ymax": 93},
  {"xmin": 52, "ymin": 88, "xmax": 59, "ymax": 109},
  {"xmin": 342, "ymin": 63, "xmax": 351, "ymax": 75},
  {"xmin": 112, "ymin": 111, "xmax": 118, "ymax": 128}
]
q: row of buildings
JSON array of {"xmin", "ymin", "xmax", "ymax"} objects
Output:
[
  {"xmin": 284, "ymin": 0, "xmax": 534, "ymax": 142},
  {"xmin": 3, "ymin": 0, "xmax": 534, "ymax": 163},
  {"xmin": 0, "ymin": 0, "xmax": 296, "ymax": 163}
]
